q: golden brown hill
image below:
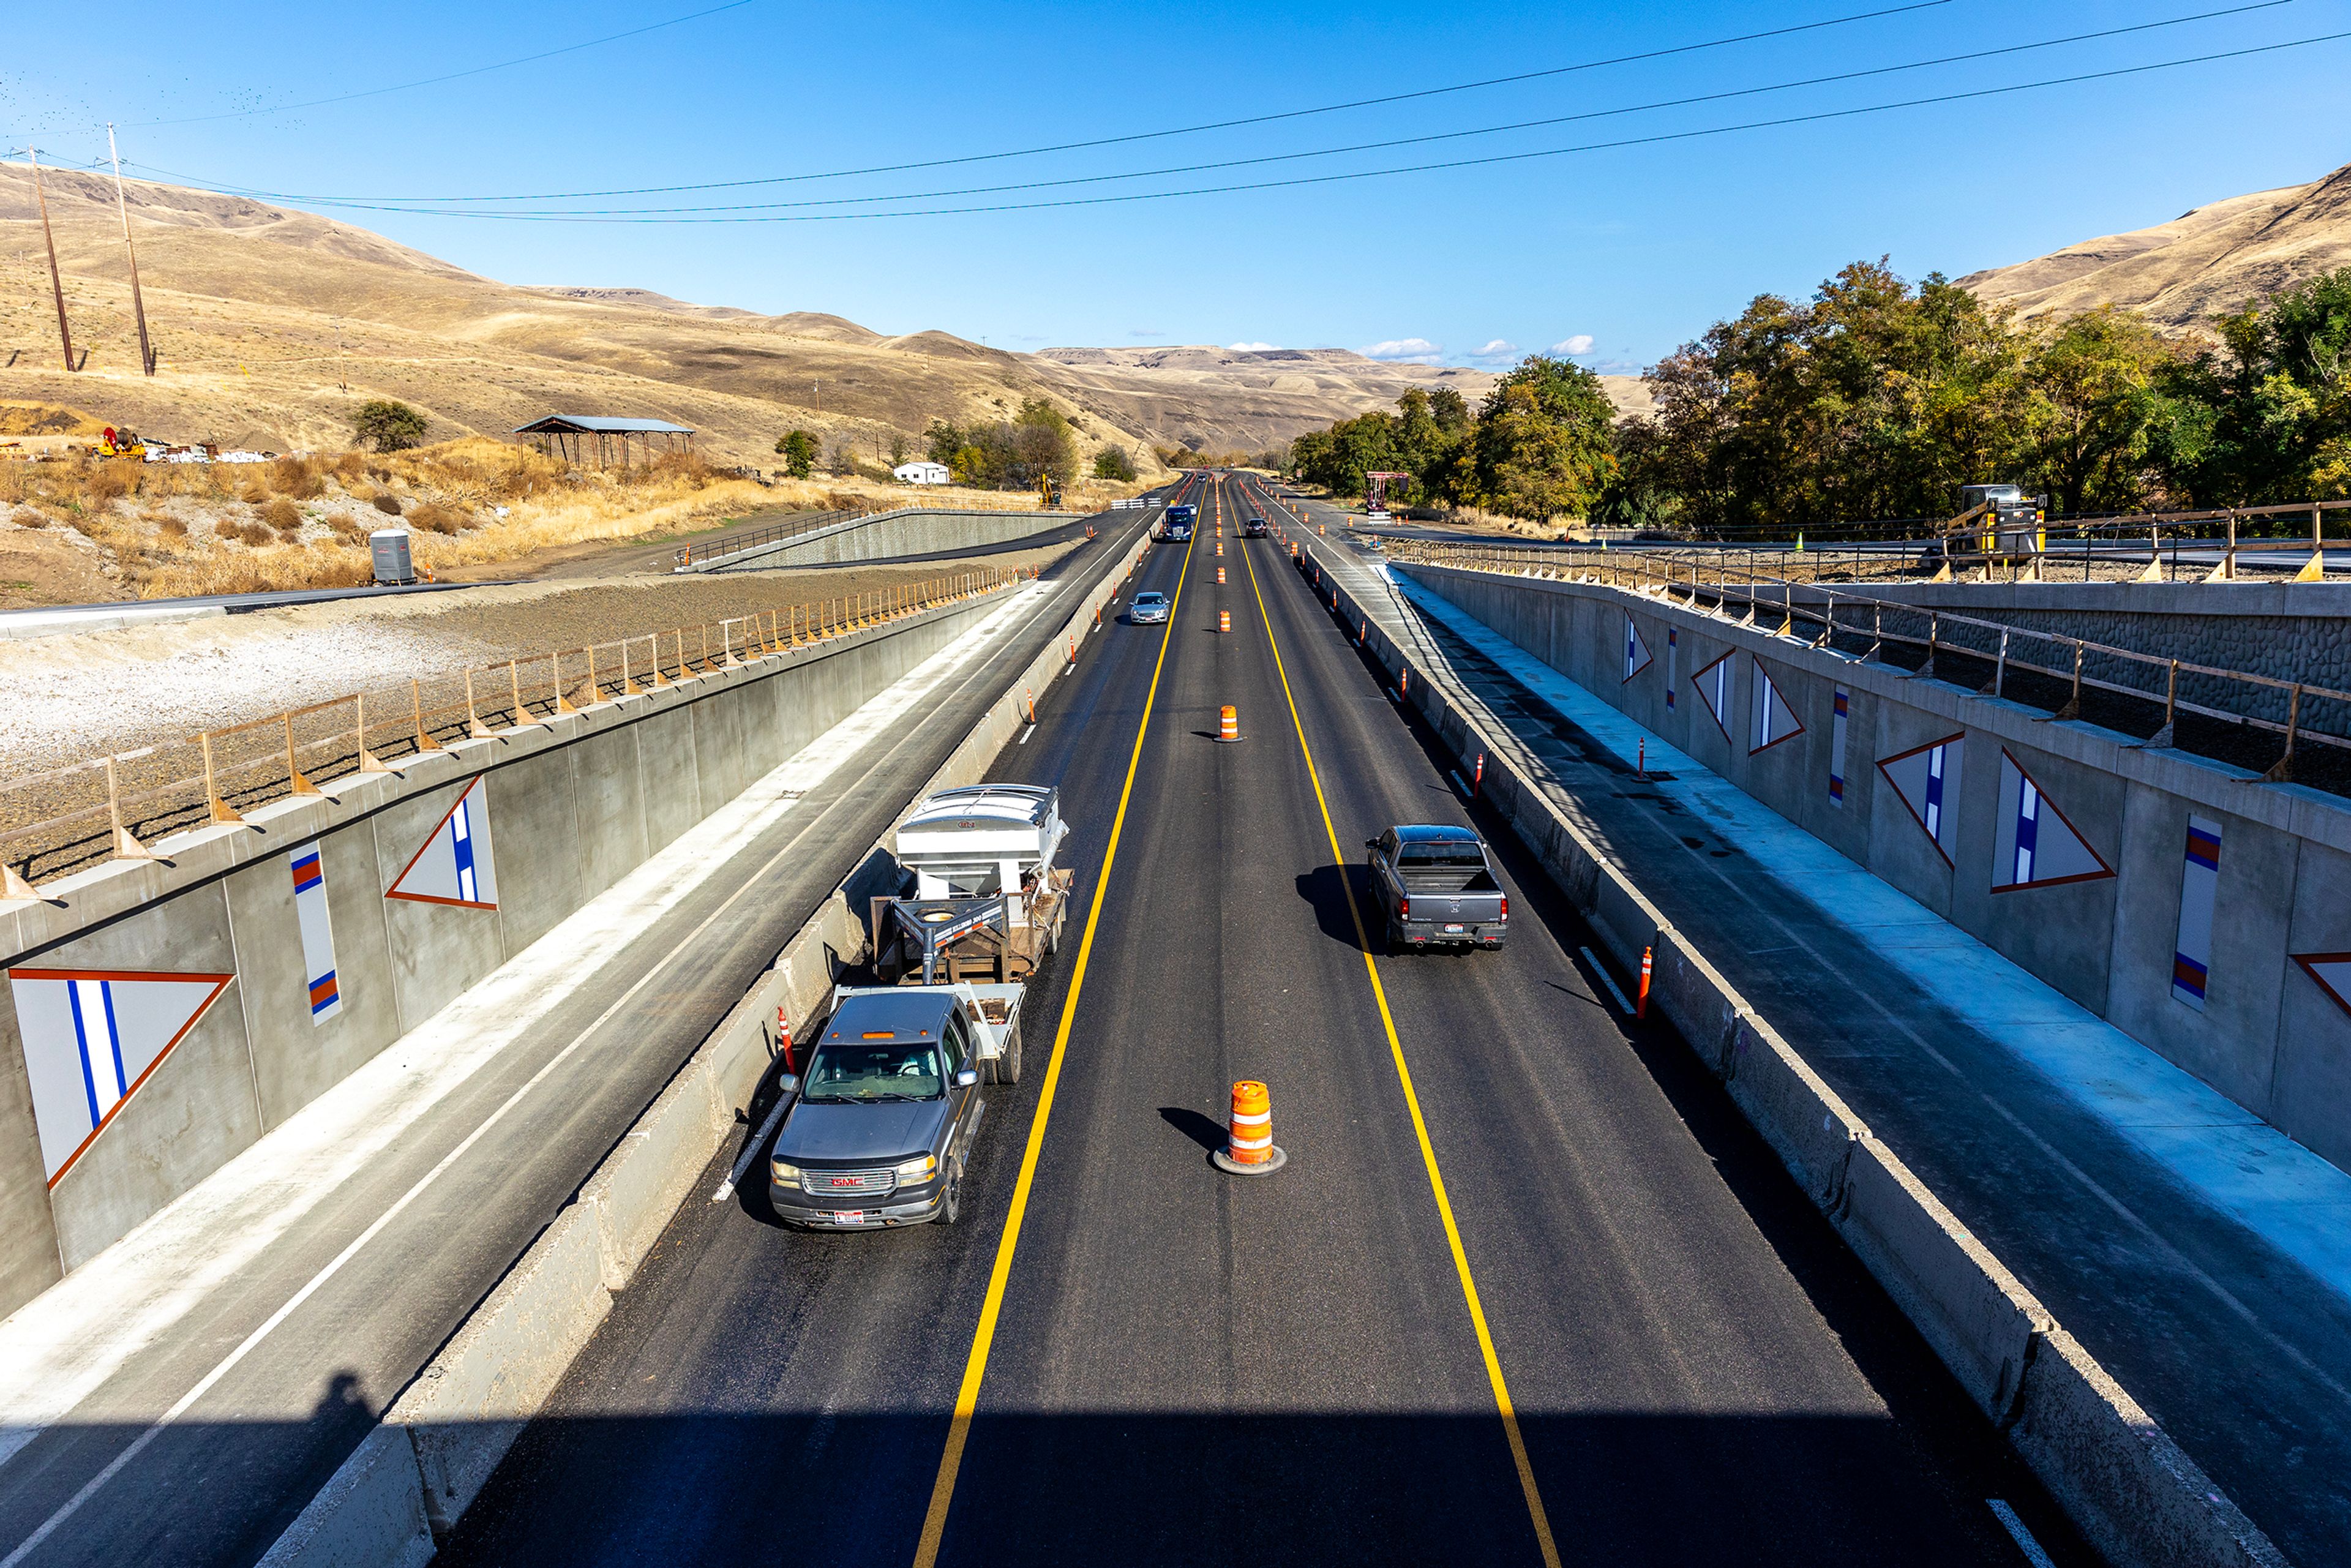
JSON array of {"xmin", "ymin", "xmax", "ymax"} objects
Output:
[
  {"xmin": 1960, "ymin": 161, "xmax": 2351, "ymax": 336},
  {"xmin": 0, "ymin": 162, "xmax": 1497, "ymax": 463}
]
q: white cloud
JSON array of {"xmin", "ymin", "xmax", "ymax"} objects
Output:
[
  {"xmin": 1228, "ymin": 341, "xmax": 1280, "ymax": 352},
  {"xmin": 1553, "ymin": 334, "xmax": 1597, "ymax": 356},
  {"xmin": 1358, "ymin": 337, "xmax": 1443, "ymax": 363},
  {"xmin": 1472, "ymin": 339, "xmax": 1519, "ymax": 358}
]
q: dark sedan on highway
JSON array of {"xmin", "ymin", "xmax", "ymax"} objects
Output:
[{"xmin": 1243, "ymin": 516, "xmax": 1269, "ymax": 537}]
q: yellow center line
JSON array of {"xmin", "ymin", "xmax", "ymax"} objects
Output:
[
  {"xmin": 910, "ymin": 489, "xmax": 1198, "ymax": 1568},
  {"xmin": 1235, "ymin": 477, "xmax": 1565, "ymax": 1568}
]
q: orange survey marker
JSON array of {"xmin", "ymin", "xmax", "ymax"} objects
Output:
[
  {"xmin": 1217, "ymin": 705, "xmax": 1241, "ymax": 742},
  {"xmin": 1212, "ymin": 1079, "xmax": 1286, "ymax": 1175}
]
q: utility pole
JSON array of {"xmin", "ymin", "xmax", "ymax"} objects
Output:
[
  {"xmin": 106, "ymin": 125, "xmax": 154, "ymax": 375},
  {"xmin": 27, "ymin": 148, "xmax": 75, "ymax": 372}
]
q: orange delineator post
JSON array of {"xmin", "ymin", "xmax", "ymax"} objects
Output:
[
  {"xmin": 1226, "ymin": 1081, "xmax": 1272, "ymax": 1164},
  {"xmin": 1637, "ymin": 946, "xmax": 1653, "ymax": 1019}
]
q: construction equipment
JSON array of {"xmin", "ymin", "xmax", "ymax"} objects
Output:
[
  {"xmin": 98, "ymin": 426, "xmax": 148, "ymax": 459},
  {"xmin": 1363, "ymin": 470, "xmax": 1410, "ymax": 521},
  {"xmin": 1038, "ymin": 470, "xmax": 1064, "ymax": 509},
  {"xmin": 1946, "ymin": 484, "xmax": 2046, "ymax": 564},
  {"xmin": 870, "ymin": 785, "xmax": 1074, "ymax": 986}
]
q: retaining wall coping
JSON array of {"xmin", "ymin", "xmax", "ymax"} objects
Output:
[
  {"xmin": 0, "ymin": 601, "xmax": 1000, "ymax": 966},
  {"xmin": 1783, "ymin": 578, "xmax": 2351, "ymax": 618},
  {"xmin": 1408, "ymin": 563, "xmax": 2351, "ymax": 855}
]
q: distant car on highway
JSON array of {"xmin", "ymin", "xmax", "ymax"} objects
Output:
[
  {"xmin": 1129, "ymin": 590, "xmax": 1170, "ymax": 624},
  {"xmin": 1365, "ymin": 825, "xmax": 1508, "ymax": 950},
  {"xmin": 1243, "ymin": 516, "xmax": 1269, "ymax": 537},
  {"xmin": 769, "ymin": 986, "xmax": 999, "ymax": 1229}
]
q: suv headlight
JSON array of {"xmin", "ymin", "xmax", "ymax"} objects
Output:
[
  {"xmin": 771, "ymin": 1161, "xmax": 803, "ymax": 1188},
  {"xmin": 895, "ymin": 1155, "xmax": 937, "ymax": 1182}
]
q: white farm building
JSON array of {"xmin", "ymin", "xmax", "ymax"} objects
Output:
[{"xmin": 894, "ymin": 460, "xmax": 951, "ymax": 485}]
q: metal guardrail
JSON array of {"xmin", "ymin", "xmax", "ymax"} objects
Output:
[
  {"xmin": 0, "ymin": 566, "xmax": 1037, "ymax": 893},
  {"xmin": 1385, "ymin": 537, "xmax": 2351, "ymax": 796}
]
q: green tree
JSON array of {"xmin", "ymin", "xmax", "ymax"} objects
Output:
[
  {"xmin": 1011, "ymin": 398, "xmax": 1077, "ymax": 485},
  {"xmin": 889, "ymin": 431, "xmax": 911, "ymax": 467},
  {"xmin": 2160, "ymin": 267, "xmax": 2351, "ymax": 505},
  {"xmin": 1470, "ymin": 355, "xmax": 1618, "ymax": 521},
  {"xmin": 924, "ymin": 419, "xmax": 964, "ymax": 465},
  {"xmin": 351, "ymin": 399, "xmax": 428, "ymax": 453},
  {"xmin": 774, "ymin": 429, "xmax": 819, "ymax": 478},
  {"xmin": 2018, "ymin": 307, "xmax": 2177, "ymax": 515},
  {"xmin": 1092, "ymin": 445, "xmax": 1138, "ymax": 481}
]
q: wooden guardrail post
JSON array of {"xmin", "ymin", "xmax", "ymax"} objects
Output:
[
  {"xmin": 105, "ymin": 756, "xmax": 154, "ymax": 862},
  {"xmin": 356, "ymin": 692, "xmax": 393, "ymax": 772},
  {"xmin": 466, "ymin": 669, "xmax": 495, "ymax": 737},
  {"xmin": 201, "ymin": 731, "xmax": 245, "ymax": 824},
  {"xmin": 2150, "ymin": 659, "xmax": 2180, "ymax": 748},
  {"xmin": 2262, "ymin": 685, "xmax": 2303, "ymax": 780}
]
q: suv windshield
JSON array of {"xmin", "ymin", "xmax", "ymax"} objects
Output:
[{"xmin": 802, "ymin": 1040, "xmax": 943, "ymax": 1101}]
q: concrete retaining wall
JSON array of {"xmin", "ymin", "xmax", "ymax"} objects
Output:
[
  {"xmin": 258, "ymin": 524, "xmax": 1157, "ymax": 1567},
  {"xmin": 0, "ymin": 590, "xmax": 1013, "ymax": 1319},
  {"xmin": 1289, "ymin": 544, "xmax": 2285, "ymax": 1568},
  {"xmin": 687, "ymin": 507, "xmax": 1082, "ymax": 572},
  {"xmin": 1400, "ymin": 563, "xmax": 2351, "ymax": 1176}
]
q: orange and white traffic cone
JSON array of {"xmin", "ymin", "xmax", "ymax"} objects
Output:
[
  {"xmin": 1212, "ymin": 1079, "xmax": 1285, "ymax": 1174},
  {"xmin": 1217, "ymin": 704, "xmax": 1241, "ymax": 742},
  {"xmin": 1218, "ymin": 610, "xmax": 1231, "ymax": 632},
  {"xmin": 1217, "ymin": 566, "xmax": 1226, "ymax": 584},
  {"xmin": 1217, "ymin": 541, "xmax": 1225, "ymax": 557}
]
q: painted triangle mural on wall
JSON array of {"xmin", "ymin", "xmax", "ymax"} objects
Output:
[
  {"xmin": 8, "ymin": 968, "xmax": 237, "ymax": 1184},
  {"xmin": 2295, "ymin": 954, "xmax": 2351, "ymax": 1019},
  {"xmin": 386, "ymin": 776, "xmax": 499, "ymax": 909},
  {"xmin": 1991, "ymin": 749, "xmax": 2115, "ymax": 893},
  {"xmin": 1749, "ymin": 658, "xmax": 1805, "ymax": 755},
  {"xmin": 1877, "ymin": 733, "xmax": 1966, "ymax": 865},
  {"xmin": 1691, "ymin": 649, "xmax": 1734, "ymax": 738},
  {"xmin": 1622, "ymin": 613, "xmax": 1652, "ymax": 683}
]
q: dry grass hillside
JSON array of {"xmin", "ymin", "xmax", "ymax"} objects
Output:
[
  {"xmin": 1961, "ymin": 160, "xmax": 2351, "ymax": 335},
  {"xmin": 0, "ymin": 161, "xmax": 1501, "ymax": 465}
]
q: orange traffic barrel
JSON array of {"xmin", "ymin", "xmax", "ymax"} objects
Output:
[
  {"xmin": 1217, "ymin": 704, "xmax": 1241, "ymax": 742},
  {"xmin": 1212, "ymin": 1080, "xmax": 1285, "ymax": 1175},
  {"xmin": 1217, "ymin": 566, "xmax": 1226, "ymax": 584},
  {"xmin": 1218, "ymin": 609, "xmax": 1231, "ymax": 632},
  {"xmin": 1216, "ymin": 541, "xmax": 1225, "ymax": 557}
]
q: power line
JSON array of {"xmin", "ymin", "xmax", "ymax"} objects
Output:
[
  {"xmin": 131, "ymin": 29, "xmax": 2348, "ymax": 226},
  {"xmin": 189, "ymin": 1, "xmax": 2287, "ymax": 219},
  {"xmin": 124, "ymin": 0, "xmax": 761, "ymax": 127},
  {"xmin": 124, "ymin": 0, "xmax": 1959, "ymax": 202}
]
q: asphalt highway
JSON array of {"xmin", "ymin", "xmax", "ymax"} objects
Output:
[
  {"xmin": 0, "ymin": 505, "xmax": 1161, "ymax": 1568},
  {"xmin": 445, "ymin": 472, "xmax": 2090, "ymax": 1567}
]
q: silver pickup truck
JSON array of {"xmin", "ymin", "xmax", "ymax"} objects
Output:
[
  {"xmin": 1365, "ymin": 825, "xmax": 1509, "ymax": 950},
  {"xmin": 768, "ymin": 981, "xmax": 1021, "ymax": 1230}
]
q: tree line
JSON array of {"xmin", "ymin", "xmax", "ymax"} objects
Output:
[{"xmin": 1286, "ymin": 261, "xmax": 2351, "ymax": 533}]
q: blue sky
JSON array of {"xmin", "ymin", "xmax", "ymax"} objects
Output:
[{"xmin": 5, "ymin": 1, "xmax": 2345, "ymax": 372}]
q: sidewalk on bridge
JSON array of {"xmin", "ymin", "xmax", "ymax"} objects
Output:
[{"xmin": 1294, "ymin": 506, "xmax": 2351, "ymax": 1565}]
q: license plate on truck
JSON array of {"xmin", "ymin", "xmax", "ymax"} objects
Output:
[
  {"xmin": 833, "ymin": 1211, "xmax": 866, "ymax": 1226},
  {"xmin": 1444, "ymin": 923, "xmax": 1464, "ymax": 932}
]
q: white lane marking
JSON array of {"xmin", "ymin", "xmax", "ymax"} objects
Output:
[
  {"xmin": 1017, "ymin": 725, "xmax": 1036, "ymax": 745},
  {"xmin": 0, "ymin": 590, "xmax": 1049, "ymax": 1521},
  {"xmin": 1579, "ymin": 947, "xmax": 1635, "ymax": 1015},
  {"xmin": 1987, "ymin": 1500, "xmax": 2057, "ymax": 1568}
]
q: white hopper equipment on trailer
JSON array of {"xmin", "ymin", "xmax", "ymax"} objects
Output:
[{"xmin": 872, "ymin": 784, "xmax": 1075, "ymax": 986}]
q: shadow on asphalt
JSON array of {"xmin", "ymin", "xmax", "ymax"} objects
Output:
[
  {"xmin": 1291, "ymin": 865, "xmax": 1370, "ymax": 955},
  {"xmin": 1156, "ymin": 1106, "xmax": 1224, "ymax": 1152}
]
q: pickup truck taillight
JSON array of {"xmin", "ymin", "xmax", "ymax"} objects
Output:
[
  {"xmin": 1499, "ymin": 895, "xmax": 1509, "ymax": 921},
  {"xmin": 1397, "ymin": 896, "xmax": 1411, "ymax": 922}
]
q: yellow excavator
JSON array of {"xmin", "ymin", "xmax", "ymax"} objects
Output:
[
  {"xmin": 1037, "ymin": 470, "xmax": 1063, "ymax": 509},
  {"xmin": 98, "ymin": 426, "xmax": 148, "ymax": 459}
]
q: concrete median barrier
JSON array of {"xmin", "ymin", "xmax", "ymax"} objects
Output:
[
  {"xmin": 391, "ymin": 1205, "xmax": 613, "ymax": 1538},
  {"xmin": 256, "ymin": 1423, "xmax": 435, "ymax": 1568},
  {"xmin": 258, "ymin": 515, "xmax": 1160, "ymax": 1568},
  {"xmin": 1302, "ymin": 541, "xmax": 2282, "ymax": 1568}
]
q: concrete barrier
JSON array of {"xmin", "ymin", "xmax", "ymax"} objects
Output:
[
  {"xmin": 259, "ymin": 519, "xmax": 1160, "ymax": 1567},
  {"xmin": 390, "ymin": 1206, "xmax": 612, "ymax": 1538},
  {"xmin": 683, "ymin": 507, "xmax": 1083, "ymax": 572},
  {"xmin": 256, "ymin": 1424, "xmax": 435, "ymax": 1568},
  {"xmin": 1295, "ymin": 541, "xmax": 2285, "ymax": 1568}
]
